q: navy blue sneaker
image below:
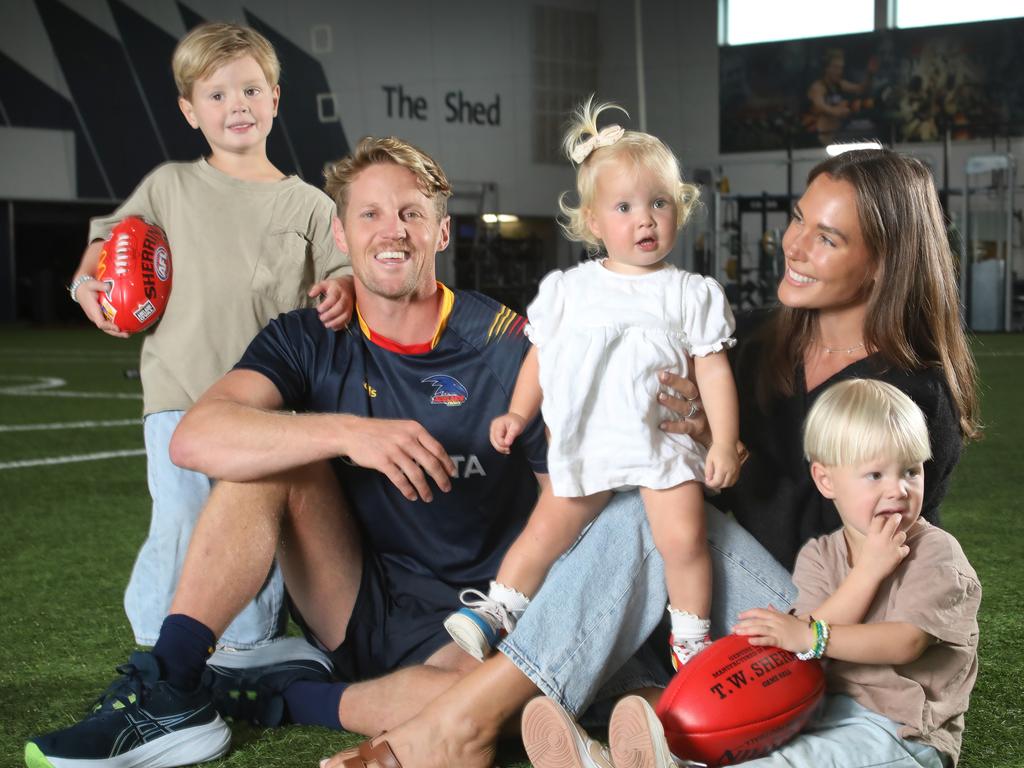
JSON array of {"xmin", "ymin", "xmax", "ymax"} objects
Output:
[
  {"xmin": 203, "ymin": 637, "xmax": 333, "ymax": 727},
  {"xmin": 25, "ymin": 651, "xmax": 230, "ymax": 768}
]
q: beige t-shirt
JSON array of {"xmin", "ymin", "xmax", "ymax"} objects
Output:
[
  {"xmin": 88, "ymin": 158, "xmax": 349, "ymax": 414},
  {"xmin": 793, "ymin": 521, "xmax": 981, "ymax": 765}
]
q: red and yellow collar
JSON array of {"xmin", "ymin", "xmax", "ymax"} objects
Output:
[{"xmin": 355, "ymin": 282, "xmax": 454, "ymax": 354}]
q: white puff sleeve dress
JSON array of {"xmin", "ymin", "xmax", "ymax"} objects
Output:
[{"xmin": 526, "ymin": 259, "xmax": 735, "ymax": 497}]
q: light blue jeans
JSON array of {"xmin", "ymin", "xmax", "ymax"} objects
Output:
[
  {"xmin": 500, "ymin": 491, "xmax": 798, "ymax": 718},
  {"xmin": 740, "ymin": 694, "xmax": 948, "ymax": 767},
  {"xmin": 124, "ymin": 411, "xmax": 287, "ymax": 648}
]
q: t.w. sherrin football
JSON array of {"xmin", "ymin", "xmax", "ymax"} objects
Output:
[
  {"xmin": 96, "ymin": 216, "xmax": 172, "ymax": 334},
  {"xmin": 655, "ymin": 634, "xmax": 825, "ymax": 766}
]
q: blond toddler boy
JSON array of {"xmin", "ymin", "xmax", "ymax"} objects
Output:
[{"xmin": 606, "ymin": 379, "xmax": 980, "ymax": 768}]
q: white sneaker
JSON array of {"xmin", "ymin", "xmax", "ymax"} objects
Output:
[
  {"xmin": 443, "ymin": 589, "xmax": 517, "ymax": 661},
  {"xmin": 609, "ymin": 695, "xmax": 681, "ymax": 768},
  {"xmin": 521, "ymin": 696, "xmax": 614, "ymax": 768}
]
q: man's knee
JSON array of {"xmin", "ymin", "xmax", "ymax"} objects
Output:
[
  {"xmin": 208, "ymin": 460, "xmax": 340, "ymax": 514},
  {"xmin": 282, "ymin": 460, "xmax": 349, "ymax": 523}
]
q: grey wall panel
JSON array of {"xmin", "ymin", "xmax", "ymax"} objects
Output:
[
  {"xmin": 246, "ymin": 10, "xmax": 349, "ymax": 181},
  {"xmin": 0, "ymin": 50, "xmax": 107, "ymax": 198},
  {"xmin": 35, "ymin": 0, "xmax": 165, "ymax": 197},
  {"xmin": 110, "ymin": 0, "xmax": 207, "ymax": 162}
]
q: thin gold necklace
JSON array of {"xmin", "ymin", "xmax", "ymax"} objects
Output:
[{"xmin": 820, "ymin": 341, "xmax": 866, "ymax": 355}]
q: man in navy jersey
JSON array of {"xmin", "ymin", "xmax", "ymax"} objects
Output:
[{"xmin": 26, "ymin": 137, "xmax": 547, "ymax": 767}]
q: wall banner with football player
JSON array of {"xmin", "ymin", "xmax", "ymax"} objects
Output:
[{"xmin": 718, "ymin": 17, "xmax": 1024, "ymax": 153}]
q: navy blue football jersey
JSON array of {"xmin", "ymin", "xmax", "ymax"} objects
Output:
[{"xmin": 235, "ymin": 288, "xmax": 546, "ymax": 597}]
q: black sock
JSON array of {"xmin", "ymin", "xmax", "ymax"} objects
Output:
[
  {"xmin": 151, "ymin": 614, "xmax": 216, "ymax": 691},
  {"xmin": 282, "ymin": 680, "xmax": 348, "ymax": 730}
]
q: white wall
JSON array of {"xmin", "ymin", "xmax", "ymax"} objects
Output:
[{"xmin": 4, "ymin": 0, "xmax": 1021, "ymax": 215}]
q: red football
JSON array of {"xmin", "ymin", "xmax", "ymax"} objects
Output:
[
  {"xmin": 656, "ymin": 634, "xmax": 825, "ymax": 766},
  {"xmin": 96, "ymin": 216, "xmax": 172, "ymax": 334}
]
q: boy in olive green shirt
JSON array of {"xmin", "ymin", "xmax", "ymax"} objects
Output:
[{"xmin": 68, "ymin": 22, "xmax": 353, "ymax": 651}]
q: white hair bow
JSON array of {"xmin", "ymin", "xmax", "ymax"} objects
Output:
[{"xmin": 571, "ymin": 125, "xmax": 625, "ymax": 164}]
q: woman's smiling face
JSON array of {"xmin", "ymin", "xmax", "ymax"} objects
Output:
[{"xmin": 778, "ymin": 174, "xmax": 877, "ymax": 311}]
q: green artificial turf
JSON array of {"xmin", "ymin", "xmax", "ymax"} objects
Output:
[{"xmin": 0, "ymin": 327, "xmax": 1020, "ymax": 767}]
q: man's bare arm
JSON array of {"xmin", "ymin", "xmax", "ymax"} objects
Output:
[{"xmin": 169, "ymin": 369, "xmax": 456, "ymax": 500}]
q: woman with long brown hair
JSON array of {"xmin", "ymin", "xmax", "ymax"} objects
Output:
[{"xmin": 719, "ymin": 148, "xmax": 979, "ymax": 570}]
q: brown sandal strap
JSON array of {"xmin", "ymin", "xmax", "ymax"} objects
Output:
[{"xmin": 340, "ymin": 738, "xmax": 403, "ymax": 768}]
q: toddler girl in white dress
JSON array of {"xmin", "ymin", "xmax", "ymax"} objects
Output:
[{"xmin": 445, "ymin": 98, "xmax": 741, "ymax": 669}]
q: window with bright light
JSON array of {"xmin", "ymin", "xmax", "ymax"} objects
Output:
[
  {"xmin": 895, "ymin": 0, "xmax": 1024, "ymax": 29},
  {"xmin": 723, "ymin": 0, "xmax": 875, "ymax": 45}
]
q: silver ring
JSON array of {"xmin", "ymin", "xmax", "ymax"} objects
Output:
[{"xmin": 685, "ymin": 401, "xmax": 700, "ymax": 419}]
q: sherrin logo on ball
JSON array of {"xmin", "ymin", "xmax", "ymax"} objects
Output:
[
  {"xmin": 96, "ymin": 216, "xmax": 173, "ymax": 335},
  {"xmin": 655, "ymin": 634, "xmax": 825, "ymax": 766}
]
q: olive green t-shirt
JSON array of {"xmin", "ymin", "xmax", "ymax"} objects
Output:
[{"xmin": 89, "ymin": 158, "xmax": 349, "ymax": 415}]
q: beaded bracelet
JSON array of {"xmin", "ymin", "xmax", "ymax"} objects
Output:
[
  {"xmin": 795, "ymin": 618, "xmax": 831, "ymax": 660},
  {"xmin": 69, "ymin": 274, "xmax": 98, "ymax": 304}
]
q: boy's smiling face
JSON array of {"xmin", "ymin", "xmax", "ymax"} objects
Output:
[
  {"xmin": 811, "ymin": 455, "xmax": 925, "ymax": 546},
  {"xmin": 178, "ymin": 55, "xmax": 279, "ymax": 159}
]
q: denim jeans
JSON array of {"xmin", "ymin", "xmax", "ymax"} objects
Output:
[
  {"xmin": 740, "ymin": 694, "xmax": 948, "ymax": 767},
  {"xmin": 500, "ymin": 490, "xmax": 797, "ymax": 718},
  {"xmin": 124, "ymin": 411, "xmax": 287, "ymax": 648}
]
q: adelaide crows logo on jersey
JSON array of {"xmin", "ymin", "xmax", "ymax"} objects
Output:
[{"xmin": 422, "ymin": 375, "xmax": 469, "ymax": 407}]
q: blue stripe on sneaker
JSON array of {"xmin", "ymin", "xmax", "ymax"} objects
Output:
[{"xmin": 458, "ymin": 607, "xmax": 500, "ymax": 645}]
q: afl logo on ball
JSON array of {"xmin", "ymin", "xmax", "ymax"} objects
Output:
[{"xmin": 155, "ymin": 247, "xmax": 170, "ymax": 281}]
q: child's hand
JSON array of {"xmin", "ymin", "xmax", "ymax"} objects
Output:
[
  {"xmin": 733, "ymin": 606, "xmax": 815, "ymax": 653},
  {"xmin": 705, "ymin": 442, "xmax": 740, "ymax": 489},
  {"xmin": 856, "ymin": 512, "xmax": 910, "ymax": 582},
  {"xmin": 76, "ymin": 280, "xmax": 130, "ymax": 338},
  {"xmin": 311, "ymin": 275, "xmax": 355, "ymax": 330},
  {"xmin": 490, "ymin": 413, "xmax": 526, "ymax": 454}
]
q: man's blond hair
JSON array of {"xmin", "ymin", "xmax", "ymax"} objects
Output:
[
  {"xmin": 172, "ymin": 22, "xmax": 280, "ymax": 100},
  {"xmin": 803, "ymin": 379, "xmax": 932, "ymax": 467},
  {"xmin": 324, "ymin": 137, "xmax": 453, "ymax": 221}
]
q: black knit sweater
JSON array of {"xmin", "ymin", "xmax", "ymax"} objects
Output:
[{"xmin": 717, "ymin": 314, "xmax": 962, "ymax": 572}]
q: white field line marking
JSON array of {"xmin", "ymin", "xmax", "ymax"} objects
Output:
[
  {"xmin": 0, "ymin": 449, "xmax": 145, "ymax": 470},
  {"xmin": 0, "ymin": 376, "xmax": 142, "ymax": 471},
  {"xmin": 974, "ymin": 350, "xmax": 1024, "ymax": 357},
  {"xmin": 0, "ymin": 375, "xmax": 141, "ymax": 400},
  {"xmin": 0, "ymin": 419, "xmax": 140, "ymax": 432}
]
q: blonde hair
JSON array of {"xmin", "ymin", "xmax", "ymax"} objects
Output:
[
  {"xmin": 804, "ymin": 379, "xmax": 932, "ymax": 467},
  {"xmin": 323, "ymin": 136, "xmax": 452, "ymax": 220},
  {"xmin": 761, "ymin": 149, "xmax": 980, "ymax": 443},
  {"xmin": 558, "ymin": 96, "xmax": 700, "ymax": 253},
  {"xmin": 172, "ymin": 22, "xmax": 280, "ymax": 100}
]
